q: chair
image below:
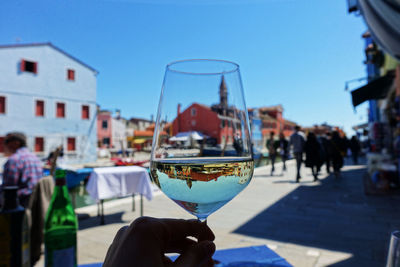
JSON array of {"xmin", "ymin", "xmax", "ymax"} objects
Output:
[{"xmin": 27, "ymin": 175, "xmax": 54, "ymax": 265}]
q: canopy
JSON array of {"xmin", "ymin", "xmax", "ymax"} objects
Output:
[
  {"xmin": 133, "ymin": 138, "xmax": 147, "ymax": 144},
  {"xmin": 358, "ymin": 0, "xmax": 400, "ymax": 60},
  {"xmin": 169, "ymin": 131, "xmax": 207, "ymax": 142},
  {"xmin": 351, "ymin": 73, "xmax": 394, "ymax": 107}
]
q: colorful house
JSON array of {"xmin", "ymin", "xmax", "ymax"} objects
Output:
[
  {"xmin": 97, "ymin": 109, "xmax": 127, "ymax": 151},
  {"xmin": 0, "ymin": 43, "xmax": 98, "ymax": 165}
]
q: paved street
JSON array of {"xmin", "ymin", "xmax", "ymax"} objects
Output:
[{"xmin": 36, "ymin": 158, "xmax": 400, "ymax": 266}]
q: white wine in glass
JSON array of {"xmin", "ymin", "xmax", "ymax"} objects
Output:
[{"xmin": 150, "ymin": 59, "xmax": 254, "ymax": 222}]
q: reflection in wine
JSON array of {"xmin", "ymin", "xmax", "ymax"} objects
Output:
[{"xmin": 150, "ymin": 158, "xmax": 254, "ymax": 220}]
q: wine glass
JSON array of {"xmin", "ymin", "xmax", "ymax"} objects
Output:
[{"xmin": 150, "ymin": 59, "xmax": 254, "ymax": 222}]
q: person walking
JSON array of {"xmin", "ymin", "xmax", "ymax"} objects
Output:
[
  {"xmin": 1, "ymin": 132, "xmax": 43, "ymax": 207},
  {"xmin": 331, "ymin": 131, "xmax": 346, "ymax": 178},
  {"xmin": 278, "ymin": 132, "xmax": 289, "ymax": 173},
  {"xmin": 305, "ymin": 132, "xmax": 322, "ymax": 181},
  {"xmin": 349, "ymin": 135, "xmax": 361, "ymax": 164},
  {"xmin": 290, "ymin": 126, "xmax": 305, "ymax": 182},
  {"xmin": 321, "ymin": 132, "xmax": 333, "ymax": 173},
  {"xmin": 266, "ymin": 132, "xmax": 278, "ymax": 176}
]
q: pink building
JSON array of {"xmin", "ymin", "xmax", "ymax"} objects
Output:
[{"xmin": 97, "ymin": 110, "xmax": 112, "ymax": 148}]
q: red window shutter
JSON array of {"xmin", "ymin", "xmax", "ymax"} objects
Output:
[
  {"xmin": 35, "ymin": 137, "xmax": 44, "ymax": 152},
  {"xmin": 0, "ymin": 137, "xmax": 4, "ymax": 153},
  {"xmin": 0, "ymin": 96, "xmax": 5, "ymax": 114},
  {"xmin": 21, "ymin": 59, "xmax": 26, "ymax": 72},
  {"xmin": 56, "ymin": 103, "xmax": 65, "ymax": 118},
  {"xmin": 36, "ymin": 100, "xmax": 44, "ymax": 116},
  {"xmin": 82, "ymin": 105, "xmax": 89, "ymax": 119},
  {"xmin": 67, "ymin": 69, "xmax": 75, "ymax": 81},
  {"xmin": 33, "ymin": 62, "xmax": 37, "ymax": 74},
  {"xmin": 67, "ymin": 137, "xmax": 76, "ymax": 151}
]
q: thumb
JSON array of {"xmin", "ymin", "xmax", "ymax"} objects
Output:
[{"xmin": 173, "ymin": 241, "xmax": 216, "ymax": 267}]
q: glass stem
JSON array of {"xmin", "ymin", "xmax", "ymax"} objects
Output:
[{"xmin": 198, "ymin": 217, "xmax": 207, "ymax": 224}]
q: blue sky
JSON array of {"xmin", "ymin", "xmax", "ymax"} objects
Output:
[{"xmin": 0, "ymin": 0, "xmax": 368, "ymax": 134}]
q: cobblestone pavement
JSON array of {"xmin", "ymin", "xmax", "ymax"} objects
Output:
[{"xmin": 35, "ymin": 158, "xmax": 400, "ymax": 266}]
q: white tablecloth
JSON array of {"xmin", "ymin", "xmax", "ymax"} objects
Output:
[{"xmin": 86, "ymin": 166, "xmax": 153, "ymax": 201}]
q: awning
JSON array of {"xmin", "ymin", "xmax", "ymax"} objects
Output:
[
  {"xmin": 358, "ymin": 0, "xmax": 400, "ymax": 60},
  {"xmin": 133, "ymin": 139, "xmax": 147, "ymax": 144},
  {"xmin": 351, "ymin": 73, "xmax": 394, "ymax": 107}
]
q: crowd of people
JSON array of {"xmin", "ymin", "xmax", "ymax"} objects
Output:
[{"xmin": 267, "ymin": 126, "xmax": 362, "ymax": 182}]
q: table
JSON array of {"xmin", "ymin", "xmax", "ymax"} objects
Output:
[
  {"xmin": 86, "ymin": 166, "xmax": 153, "ymax": 224},
  {"xmin": 78, "ymin": 245, "xmax": 292, "ymax": 266}
]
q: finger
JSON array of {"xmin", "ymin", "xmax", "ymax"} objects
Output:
[
  {"xmin": 128, "ymin": 217, "xmax": 214, "ymax": 253},
  {"xmin": 103, "ymin": 225, "xmax": 129, "ymax": 266},
  {"xmin": 107, "ymin": 225, "xmax": 129, "ymax": 252},
  {"xmin": 173, "ymin": 241, "xmax": 216, "ymax": 267},
  {"xmin": 166, "ymin": 237, "xmax": 197, "ymax": 254},
  {"xmin": 113, "ymin": 225, "xmax": 129, "ymax": 243},
  {"xmin": 160, "ymin": 218, "xmax": 215, "ymax": 243}
]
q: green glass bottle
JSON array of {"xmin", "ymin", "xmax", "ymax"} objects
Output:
[
  {"xmin": 44, "ymin": 170, "xmax": 78, "ymax": 267},
  {"xmin": 0, "ymin": 186, "xmax": 30, "ymax": 267}
]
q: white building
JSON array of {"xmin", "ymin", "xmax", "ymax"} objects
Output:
[
  {"xmin": 111, "ymin": 117, "xmax": 127, "ymax": 151},
  {"xmin": 0, "ymin": 43, "xmax": 98, "ymax": 166}
]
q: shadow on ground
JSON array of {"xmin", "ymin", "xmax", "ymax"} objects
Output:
[
  {"xmin": 234, "ymin": 165, "xmax": 400, "ymax": 266},
  {"xmin": 78, "ymin": 211, "xmax": 127, "ymax": 230}
]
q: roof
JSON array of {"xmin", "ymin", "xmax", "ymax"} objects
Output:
[
  {"xmin": 258, "ymin": 105, "xmax": 284, "ymax": 112},
  {"xmin": 193, "ymin": 103, "xmax": 212, "ymax": 110},
  {"xmin": 283, "ymin": 119, "xmax": 297, "ymax": 126},
  {"xmin": 0, "ymin": 42, "xmax": 98, "ymax": 74},
  {"xmin": 129, "ymin": 117, "xmax": 153, "ymax": 123},
  {"xmin": 134, "ymin": 130, "xmax": 154, "ymax": 137},
  {"xmin": 134, "ymin": 130, "xmax": 168, "ymax": 137}
]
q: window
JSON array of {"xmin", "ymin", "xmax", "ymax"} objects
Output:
[
  {"xmin": 191, "ymin": 120, "xmax": 196, "ymax": 126},
  {"xmin": 56, "ymin": 102, "xmax": 65, "ymax": 118},
  {"xmin": 21, "ymin": 59, "xmax": 38, "ymax": 74},
  {"xmin": 35, "ymin": 100, "xmax": 45, "ymax": 117},
  {"xmin": 102, "ymin": 120, "xmax": 108, "ymax": 129},
  {"xmin": 221, "ymin": 120, "xmax": 225, "ymax": 128},
  {"xmin": 67, "ymin": 137, "xmax": 76, "ymax": 151},
  {"xmin": 103, "ymin": 137, "xmax": 110, "ymax": 145},
  {"xmin": 82, "ymin": 105, "xmax": 89, "ymax": 119},
  {"xmin": 67, "ymin": 69, "xmax": 75, "ymax": 81},
  {"xmin": 0, "ymin": 96, "xmax": 5, "ymax": 114},
  {"xmin": 0, "ymin": 137, "xmax": 4, "ymax": 153},
  {"xmin": 35, "ymin": 137, "xmax": 44, "ymax": 152},
  {"xmin": 191, "ymin": 108, "xmax": 196, "ymax": 116}
]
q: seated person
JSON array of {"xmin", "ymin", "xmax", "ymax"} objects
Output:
[{"xmin": 1, "ymin": 132, "xmax": 43, "ymax": 207}]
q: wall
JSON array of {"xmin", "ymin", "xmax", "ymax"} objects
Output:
[
  {"xmin": 172, "ymin": 103, "xmax": 220, "ymax": 140},
  {"xmin": 111, "ymin": 117, "xmax": 127, "ymax": 150}
]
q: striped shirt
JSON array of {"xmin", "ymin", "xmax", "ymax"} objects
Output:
[{"xmin": 2, "ymin": 147, "xmax": 43, "ymax": 200}]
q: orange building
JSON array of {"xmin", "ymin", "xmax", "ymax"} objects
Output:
[{"xmin": 249, "ymin": 105, "xmax": 297, "ymax": 144}]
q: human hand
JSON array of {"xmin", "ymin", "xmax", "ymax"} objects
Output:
[{"xmin": 103, "ymin": 217, "xmax": 216, "ymax": 267}]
